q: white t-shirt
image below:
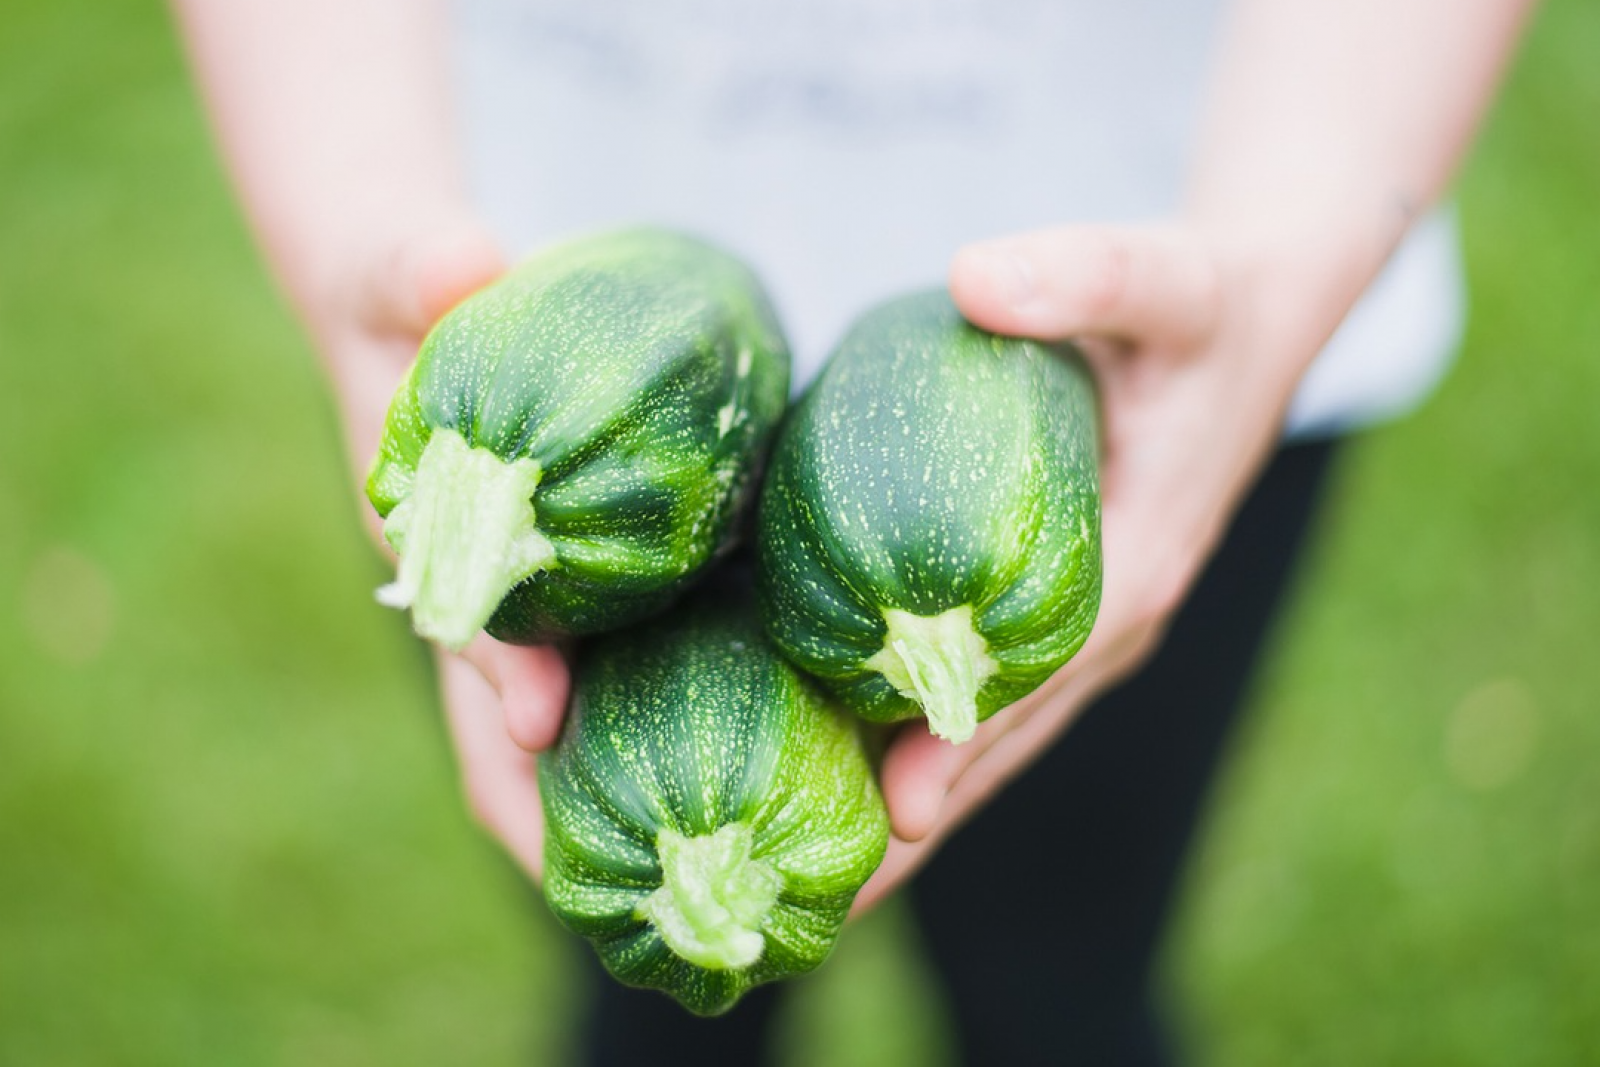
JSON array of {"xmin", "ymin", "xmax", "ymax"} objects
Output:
[{"xmin": 451, "ymin": 0, "xmax": 1465, "ymax": 439}]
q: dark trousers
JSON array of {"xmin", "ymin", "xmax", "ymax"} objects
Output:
[{"xmin": 578, "ymin": 440, "xmax": 1340, "ymax": 1066}]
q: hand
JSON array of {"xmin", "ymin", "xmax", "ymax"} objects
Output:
[
  {"xmin": 854, "ymin": 223, "xmax": 1339, "ymax": 912},
  {"xmin": 311, "ymin": 215, "xmax": 568, "ymax": 881}
]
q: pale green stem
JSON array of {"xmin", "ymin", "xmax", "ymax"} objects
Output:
[
  {"xmin": 376, "ymin": 428, "xmax": 557, "ymax": 651},
  {"xmin": 864, "ymin": 605, "xmax": 999, "ymax": 744},
  {"xmin": 636, "ymin": 824, "xmax": 782, "ymax": 971}
]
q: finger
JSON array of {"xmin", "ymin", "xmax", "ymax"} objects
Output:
[
  {"xmin": 360, "ymin": 216, "xmax": 506, "ymax": 338},
  {"xmin": 877, "ymin": 722, "xmax": 967, "ymax": 842},
  {"xmin": 437, "ymin": 650, "xmax": 546, "ymax": 880},
  {"xmin": 498, "ymin": 644, "xmax": 571, "ymax": 753},
  {"xmin": 458, "ymin": 637, "xmax": 571, "ymax": 753},
  {"xmin": 949, "ymin": 225, "xmax": 1218, "ymax": 347},
  {"xmin": 880, "ymin": 647, "xmax": 1114, "ymax": 836},
  {"xmin": 949, "ymin": 683, "xmax": 1088, "ymax": 804},
  {"xmin": 878, "ymin": 694, "xmax": 1044, "ymax": 843}
]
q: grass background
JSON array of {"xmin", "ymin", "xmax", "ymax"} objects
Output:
[{"xmin": 1, "ymin": 1, "xmax": 1596, "ymax": 1063}]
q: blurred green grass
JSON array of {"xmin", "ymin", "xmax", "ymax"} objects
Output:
[{"xmin": 1, "ymin": 1, "xmax": 1596, "ymax": 1064}]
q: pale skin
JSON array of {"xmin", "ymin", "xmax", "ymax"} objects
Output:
[{"xmin": 173, "ymin": 0, "xmax": 1535, "ymax": 909}]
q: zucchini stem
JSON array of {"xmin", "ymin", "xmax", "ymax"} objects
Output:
[
  {"xmin": 865, "ymin": 605, "xmax": 998, "ymax": 744},
  {"xmin": 376, "ymin": 429, "xmax": 557, "ymax": 651},
  {"xmin": 637, "ymin": 824, "xmax": 781, "ymax": 971}
]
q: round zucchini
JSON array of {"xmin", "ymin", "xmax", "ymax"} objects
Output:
[
  {"xmin": 366, "ymin": 228, "xmax": 790, "ymax": 649},
  {"xmin": 757, "ymin": 291, "xmax": 1102, "ymax": 744},
  {"xmin": 539, "ymin": 585, "xmax": 889, "ymax": 1016}
]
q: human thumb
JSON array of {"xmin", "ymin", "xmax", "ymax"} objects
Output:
[
  {"xmin": 360, "ymin": 216, "xmax": 507, "ymax": 338},
  {"xmin": 949, "ymin": 224, "xmax": 1216, "ymax": 347}
]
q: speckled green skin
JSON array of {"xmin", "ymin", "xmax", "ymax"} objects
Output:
[
  {"xmin": 757, "ymin": 291, "xmax": 1102, "ymax": 728},
  {"xmin": 539, "ymin": 589, "xmax": 889, "ymax": 1016},
  {"xmin": 366, "ymin": 228, "xmax": 790, "ymax": 642}
]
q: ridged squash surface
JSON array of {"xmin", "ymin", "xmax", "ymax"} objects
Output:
[
  {"xmin": 757, "ymin": 291, "xmax": 1101, "ymax": 742},
  {"xmin": 367, "ymin": 228, "xmax": 789, "ymax": 646},
  {"xmin": 539, "ymin": 588, "xmax": 889, "ymax": 1016}
]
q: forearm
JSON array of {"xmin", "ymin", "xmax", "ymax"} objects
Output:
[
  {"xmin": 170, "ymin": 0, "xmax": 471, "ymax": 335},
  {"xmin": 1190, "ymin": 0, "xmax": 1536, "ymax": 365}
]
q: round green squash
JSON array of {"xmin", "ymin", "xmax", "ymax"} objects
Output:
[
  {"xmin": 366, "ymin": 228, "xmax": 790, "ymax": 649},
  {"xmin": 756, "ymin": 291, "xmax": 1102, "ymax": 744},
  {"xmin": 539, "ymin": 585, "xmax": 889, "ymax": 1016}
]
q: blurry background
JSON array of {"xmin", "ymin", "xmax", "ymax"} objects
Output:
[{"xmin": 1, "ymin": 0, "xmax": 1597, "ymax": 1063}]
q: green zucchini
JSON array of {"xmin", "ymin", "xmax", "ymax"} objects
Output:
[
  {"xmin": 756, "ymin": 291, "xmax": 1102, "ymax": 744},
  {"xmin": 539, "ymin": 583, "xmax": 888, "ymax": 1016},
  {"xmin": 366, "ymin": 228, "xmax": 790, "ymax": 649}
]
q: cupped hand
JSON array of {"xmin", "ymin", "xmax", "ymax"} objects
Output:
[
  {"xmin": 326, "ymin": 218, "xmax": 1331, "ymax": 907},
  {"xmin": 313, "ymin": 216, "xmax": 568, "ymax": 880},
  {"xmin": 854, "ymin": 223, "xmax": 1331, "ymax": 912}
]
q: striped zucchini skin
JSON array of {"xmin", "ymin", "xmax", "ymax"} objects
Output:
[
  {"xmin": 367, "ymin": 228, "xmax": 790, "ymax": 644},
  {"xmin": 756, "ymin": 291, "xmax": 1102, "ymax": 739},
  {"xmin": 539, "ymin": 585, "xmax": 889, "ymax": 1016}
]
